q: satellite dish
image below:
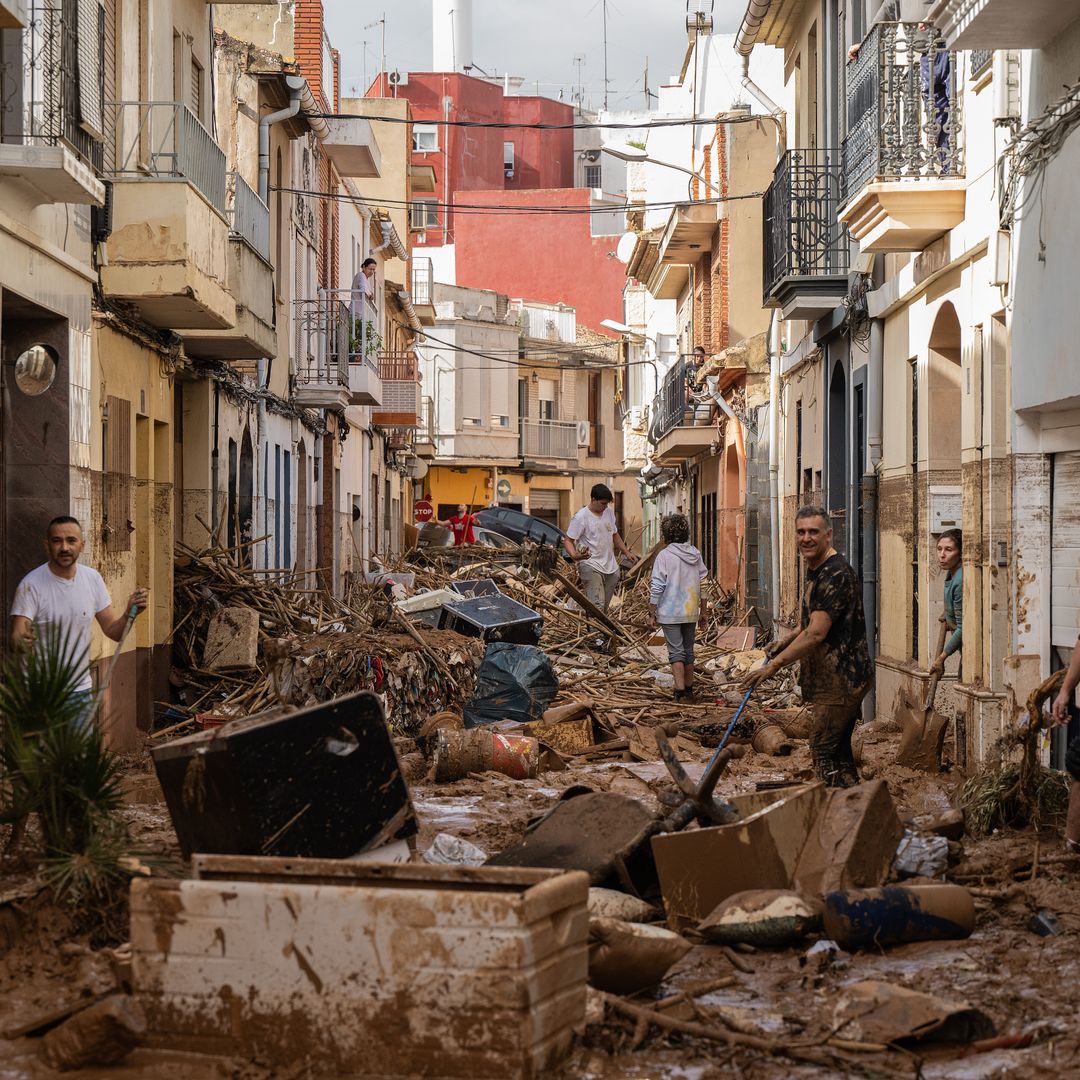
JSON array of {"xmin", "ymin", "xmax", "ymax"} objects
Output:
[
  {"xmin": 408, "ymin": 457, "xmax": 429, "ymax": 481},
  {"xmin": 616, "ymin": 231, "xmax": 638, "ymax": 265}
]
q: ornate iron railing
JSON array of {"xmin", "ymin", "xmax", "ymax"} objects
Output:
[
  {"xmin": 651, "ymin": 359, "xmax": 692, "ymax": 442},
  {"xmin": 230, "ymin": 173, "xmax": 270, "ymax": 260},
  {"xmin": 109, "ymin": 101, "xmax": 227, "ymax": 216},
  {"xmin": 0, "ymin": 0, "xmax": 103, "ymax": 169},
  {"xmin": 843, "ymin": 22, "xmax": 962, "ymax": 196},
  {"xmin": 519, "ymin": 419, "xmax": 578, "ymax": 460},
  {"xmin": 763, "ymin": 148, "xmax": 849, "ymax": 303},
  {"xmin": 293, "ymin": 288, "xmax": 380, "ymax": 392},
  {"xmin": 970, "ymin": 49, "xmax": 993, "ymax": 79}
]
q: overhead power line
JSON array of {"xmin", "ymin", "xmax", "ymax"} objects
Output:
[
  {"xmin": 308, "ymin": 112, "xmax": 771, "ymax": 131},
  {"xmin": 272, "ymin": 185, "xmax": 766, "ymax": 215}
]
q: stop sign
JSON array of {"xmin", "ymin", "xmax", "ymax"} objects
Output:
[{"xmin": 414, "ymin": 499, "xmax": 434, "ymax": 523}]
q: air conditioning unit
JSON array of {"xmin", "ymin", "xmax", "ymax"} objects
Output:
[
  {"xmin": 581, "ymin": 149, "xmax": 600, "ymax": 162},
  {"xmin": 576, "ymin": 420, "xmax": 591, "ymax": 447},
  {"xmin": 388, "ymin": 70, "xmax": 408, "ymax": 86},
  {"xmin": 504, "ymin": 168, "xmax": 515, "ymax": 179},
  {"xmin": 628, "ymin": 406, "xmax": 645, "ymax": 432}
]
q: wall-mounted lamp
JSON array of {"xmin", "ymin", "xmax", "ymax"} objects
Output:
[{"xmin": 531, "ymin": 372, "xmax": 539, "ymax": 384}]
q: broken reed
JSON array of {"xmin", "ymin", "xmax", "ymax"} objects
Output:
[{"xmin": 961, "ymin": 670, "xmax": 1070, "ymax": 836}]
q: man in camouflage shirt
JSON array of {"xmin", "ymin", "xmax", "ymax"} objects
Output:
[{"xmin": 746, "ymin": 506, "xmax": 873, "ymax": 786}]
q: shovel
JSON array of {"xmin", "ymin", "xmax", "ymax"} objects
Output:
[{"xmin": 896, "ymin": 618, "xmax": 951, "ymax": 771}]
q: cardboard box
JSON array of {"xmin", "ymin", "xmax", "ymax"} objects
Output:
[{"xmin": 652, "ymin": 780, "xmax": 902, "ymax": 925}]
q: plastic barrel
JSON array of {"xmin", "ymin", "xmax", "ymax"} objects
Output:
[{"xmin": 823, "ymin": 884, "xmax": 975, "ymax": 951}]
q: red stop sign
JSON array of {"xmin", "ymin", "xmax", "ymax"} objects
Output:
[{"xmin": 414, "ymin": 499, "xmax": 434, "ymax": 523}]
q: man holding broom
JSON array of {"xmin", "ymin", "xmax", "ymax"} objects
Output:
[{"xmin": 9, "ymin": 516, "xmax": 147, "ymax": 724}]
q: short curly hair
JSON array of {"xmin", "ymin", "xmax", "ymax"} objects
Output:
[{"xmin": 661, "ymin": 513, "xmax": 690, "ymax": 545}]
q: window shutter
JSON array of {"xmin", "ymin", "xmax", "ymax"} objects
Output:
[
  {"xmin": 190, "ymin": 57, "xmax": 202, "ymax": 121},
  {"xmin": 76, "ymin": 0, "xmax": 104, "ymax": 139}
]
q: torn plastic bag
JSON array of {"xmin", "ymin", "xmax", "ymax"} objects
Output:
[{"xmin": 462, "ymin": 643, "xmax": 559, "ymax": 728}]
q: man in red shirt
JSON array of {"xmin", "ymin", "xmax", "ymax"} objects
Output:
[{"xmin": 437, "ymin": 504, "xmax": 477, "ymax": 545}]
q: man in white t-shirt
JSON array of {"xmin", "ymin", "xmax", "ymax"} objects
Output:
[
  {"xmin": 10, "ymin": 516, "xmax": 148, "ymax": 708},
  {"xmin": 563, "ymin": 484, "xmax": 638, "ymax": 616}
]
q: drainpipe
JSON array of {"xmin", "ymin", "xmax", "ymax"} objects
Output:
[
  {"xmin": 259, "ymin": 75, "xmax": 305, "ymax": 203},
  {"xmin": 863, "ymin": 261, "xmax": 884, "ymax": 718},
  {"xmin": 740, "ymin": 55, "xmax": 787, "ymax": 151},
  {"xmin": 768, "ymin": 310, "xmax": 781, "ymax": 630},
  {"xmin": 211, "ymin": 380, "xmax": 221, "ymax": 533}
]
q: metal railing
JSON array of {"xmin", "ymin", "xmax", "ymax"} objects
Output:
[
  {"xmin": 970, "ymin": 49, "xmax": 993, "ymax": 79},
  {"xmin": 417, "ymin": 396, "xmax": 436, "ymax": 443},
  {"xmin": 373, "ymin": 352, "xmax": 420, "ymax": 423},
  {"xmin": 763, "ymin": 148, "xmax": 849, "ymax": 304},
  {"xmin": 2, "ymin": 1, "xmax": 103, "ymax": 169},
  {"xmin": 377, "ymin": 350, "xmax": 417, "ymax": 382},
  {"xmin": 109, "ymin": 101, "xmax": 227, "ymax": 216},
  {"xmin": 231, "ymin": 173, "xmax": 270, "ymax": 260},
  {"xmin": 293, "ymin": 288, "xmax": 380, "ymax": 392},
  {"xmin": 843, "ymin": 22, "xmax": 962, "ymax": 196},
  {"xmin": 650, "ymin": 358, "xmax": 702, "ymax": 442},
  {"xmin": 411, "ymin": 257, "xmax": 433, "ymax": 306},
  {"xmin": 519, "ymin": 419, "xmax": 578, "ymax": 460}
]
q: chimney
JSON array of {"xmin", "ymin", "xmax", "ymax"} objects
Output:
[
  {"xmin": 432, "ymin": 0, "xmax": 473, "ymax": 73},
  {"xmin": 295, "ymin": 0, "xmax": 326, "ymax": 106}
]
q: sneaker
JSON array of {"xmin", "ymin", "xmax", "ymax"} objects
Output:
[{"xmin": 682, "ymin": 685, "xmax": 696, "ymax": 701}]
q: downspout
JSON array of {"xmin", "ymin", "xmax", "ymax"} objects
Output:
[
  {"xmin": 768, "ymin": 310, "xmax": 781, "ymax": 629},
  {"xmin": 863, "ymin": 258, "xmax": 885, "ymax": 718},
  {"xmin": 740, "ymin": 55, "xmax": 787, "ymax": 151},
  {"xmin": 258, "ymin": 74, "xmax": 304, "ymax": 203}
]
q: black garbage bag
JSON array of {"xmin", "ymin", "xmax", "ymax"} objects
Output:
[{"xmin": 462, "ymin": 643, "xmax": 559, "ymax": 728}]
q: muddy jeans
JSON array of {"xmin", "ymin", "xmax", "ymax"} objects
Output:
[
  {"xmin": 806, "ymin": 684, "xmax": 870, "ymax": 788},
  {"xmin": 578, "ymin": 564, "xmax": 619, "ymax": 615}
]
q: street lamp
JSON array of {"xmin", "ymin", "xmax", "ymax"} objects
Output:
[
  {"xmin": 601, "ymin": 143, "xmax": 722, "ymax": 197},
  {"xmin": 600, "ymin": 319, "xmax": 660, "ymax": 400}
]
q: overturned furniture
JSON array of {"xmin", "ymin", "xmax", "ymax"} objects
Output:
[
  {"xmin": 151, "ymin": 692, "xmax": 416, "ymax": 858},
  {"xmin": 131, "ymin": 858, "xmax": 588, "ymax": 1079}
]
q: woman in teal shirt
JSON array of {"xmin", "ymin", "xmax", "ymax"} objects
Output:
[{"xmin": 931, "ymin": 529, "xmax": 962, "ymax": 676}]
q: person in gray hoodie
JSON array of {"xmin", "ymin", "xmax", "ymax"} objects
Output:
[{"xmin": 649, "ymin": 513, "xmax": 709, "ymax": 701}]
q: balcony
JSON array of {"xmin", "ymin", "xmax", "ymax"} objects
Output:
[
  {"xmin": 292, "ymin": 291, "xmax": 382, "ymax": 411},
  {"xmin": 411, "ymin": 257, "xmax": 436, "ymax": 325},
  {"xmin": 101, "ymin": 102, "xmax": 234, "ymax": 329},
  {"xmin": 519, "ymin": 419, "xmax": 578, "ymax": 463},
  {"xmin": 928, "ymin": 0, "xmax": 1080, "ymax": 49},
  {"xmin": 763, "ymin": 149, "xmax": 850, "ymax": 320},
  {"xmin": 515, "ymin": 302, "xmax": 576, "ymax": 344},
  {"xmin": 321, "ymin": 116, "xmax": 381, "ymax": 178},
  {"xmin": 649, "ymin": 359, "xmax": 716, "ymax": 465},
  {"xmin": 0, "ymin": 5, "xmax": 104, "ymax": 205},
  {"xmin": 182, "ymin": 175, "xmax": 275, "ymax": 360},
  {"xmin": 372, "ymin": 352, "xmax": 420, "ymax": 428},
  {"xmin": 415, "ymin": 396, "xmax": 436, "ymax": 456},
  {"xmin": 840, "ymin": 23, "xmax": 966, "ymax": 254},
  {"xmin": 649, "ymin": 202, "xmax": 719, "ymax": 299},
  {"xmin": 0, "ymin": 0, "xmax": 27, "ymax": 27}
]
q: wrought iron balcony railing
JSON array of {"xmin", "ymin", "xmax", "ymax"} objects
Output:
[
  {"xmin": 2, "ymin": 0, "xmax": 104, "ymax": 169},
  {"xmin": 519, "ymin": 419, "xmax": 578, "ymax": 460},
  {"xmin": 109, "ymin": 101, "xmax": 227, "ymax": 216},
  {"xmin": 970, "ymin": 49, "xmax": 993, "ymax": 79},
  {"xmin": 843, "ymin": 22, "xmax": 962, "ymax": 197},
  {"xmin": 411, "ymin": 257, "xmax": 433, "ymax": 306},
  {"xmin": 293, "ymin": 288, "xmax": 380, "ymax": 392},
  {"xmin": 651, "ymin": 359, "xmax": 692, "ymax": 442},
  {"xmin": 230, "ymin": 173, "xmax": 270, "ymax": 261},
  {"xmin": 763, "ymin": 148, "xmax": 849, "ymax": 304}
]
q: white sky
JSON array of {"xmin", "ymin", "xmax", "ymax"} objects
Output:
[{"xmin": 323, "ymin": 0, "xmax": 744, "ymax": 111}]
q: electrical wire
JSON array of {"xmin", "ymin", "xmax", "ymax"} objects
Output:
[
  {"xmin": 307, "ymin": 111, "xmax": 772, "ymax": 131},
  {"xmin": 272, "ymin": 185, "xmax": 766, "ymax": 215}
]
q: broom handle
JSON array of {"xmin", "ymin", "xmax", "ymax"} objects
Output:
[{"xmin": 99, "ymin": 605, "xmax": 141, "ymax": 699}]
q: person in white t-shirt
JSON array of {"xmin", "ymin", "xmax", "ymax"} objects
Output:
[
  {"xmin": 563, "ymin": 484, "xmax": 638, "ymax": 617},
  {"xmin": 10, "ymin": 516, "xmax": 148, "ymax": 710}
]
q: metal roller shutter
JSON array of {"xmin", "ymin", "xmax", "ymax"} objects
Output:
[{"xmin": 1052, "ymin": 452, "xmax": 1080, "ymax": 652}]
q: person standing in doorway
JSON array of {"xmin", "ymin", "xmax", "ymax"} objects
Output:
[
  {"xmin": 930, "ymin": 529, "xmax": 962, "ymax": 678},
  {"xmin": 564, "ymin": 484, "xmax": 638, "ymax": 616},
  {"xmin": 745, "ymin": 506, "xmax": 873, "ymax": 787},
  {"xmin": 1053, "ymin": 638, "xmax": 1080, "ymax": 852},
  {"xmin": 9, "ymin": 516, "xmax": 148, "ymax": 719},
  {"xmin": 648, "ymin": 513, "xmax": 709, "ymax": 700},
  {"xmin": 436, "ymin": 504, "xmax": 477, "ymax": 546}
]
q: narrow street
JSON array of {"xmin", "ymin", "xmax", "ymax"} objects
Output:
[{"xmin": 1, "ymin": 0, "xmax": 1080, "ymax": 1075}]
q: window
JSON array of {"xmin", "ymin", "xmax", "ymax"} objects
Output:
[
  {"xmin": 190, "ymin": 56, "xmax": 203, "ymax": 121},
  {"xmin": 503, "ymin": 141, "xmax": 515, "ymax": 175},
  {"xmin": 587, "ymin": 371, "xmax": 602, "ymax": 457},
  {"xmin": 584, "ymin": 164, "xmax": 601, "ymax": 188},
  {"xmin": 412, "ymin": 124, "xmax": 438, "ymax": 152},
  {"xmin": 410, "ymin": 199, "xmax": 438, "ymax": 230},
  {"xmin": 538, "ymin": 378, "xmax": 556, "ymax": 421}
]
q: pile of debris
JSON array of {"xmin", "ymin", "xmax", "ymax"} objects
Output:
[{"xmin": 167, "ymin": 539, "xmax": 485, "ymax": 736}]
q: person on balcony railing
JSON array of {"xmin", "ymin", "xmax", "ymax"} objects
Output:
[
  {"xmin": 686, "ymin": 346, "xmax": 714, "ymax": 426},
  {"xmin": 349, "ymin": 257, "xmax": 378, "ymax": 320}
]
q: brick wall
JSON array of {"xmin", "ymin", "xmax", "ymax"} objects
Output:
[{"xmin": 295, "ymin": 0, "xmax": 324, "ymax": 107}]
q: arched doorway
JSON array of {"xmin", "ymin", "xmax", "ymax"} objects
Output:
[
  {"xmin": 239, "ymin": 428, "xmax": 254, "ymax": 565},
  {"xmin": 827, "ymin": 361, "xmax": 847, "ymax": 555},
  {"xmin": 923, "ymin": 302, "xmax": 963, "ymax": 664}
]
